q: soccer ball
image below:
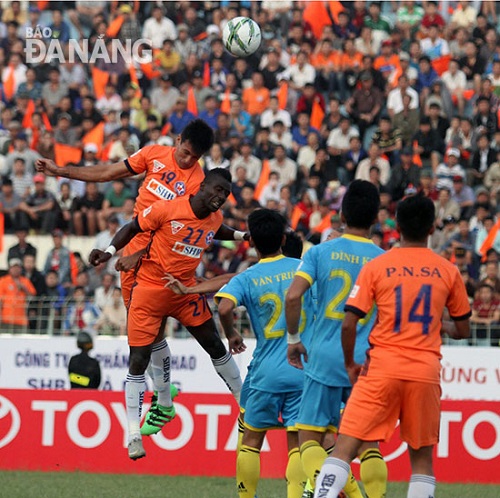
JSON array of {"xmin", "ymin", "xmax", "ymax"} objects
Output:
[{"xmin": 222, "ymin": 17, "xmax": 261, "ymax": 57}]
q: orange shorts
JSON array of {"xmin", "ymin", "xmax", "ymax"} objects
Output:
[
  {"xmin": 121, "ymin": 270, "xmax": 134, "ymax": 308},
  {"xmin": 339, "ymin": 375, "xmax": 441, "ymax": 450},
  {"xmin": 127, "ymin": 282, "xmax": 213, "ymax": 346}
]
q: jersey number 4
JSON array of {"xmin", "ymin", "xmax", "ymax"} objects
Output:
[{"xmin": 394, "ymin": 284, "xmax": 433, "ymax": 334}]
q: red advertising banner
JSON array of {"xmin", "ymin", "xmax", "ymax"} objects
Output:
[{"xmin": 0, "ymin": 389, "xmax": 499, "ymax": 483}]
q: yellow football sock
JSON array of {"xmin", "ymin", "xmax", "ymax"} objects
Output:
[
  {"xmin": 343, "ymin": 468, "xmax": 364, "ymax": 498},
  {"xmin": 237, "ymin": 445, "xmax": 260, "ymax": 497},
  {"xmin": 359, "ymin": 448, "xmax": 388, "ymax": 498},
  {"xmin": 286, "ymin": 448, "xmax": 307, "ymax": 498},
  {"xmin": 300, "ymin": 440, "xmax": 327, "ymax": 488},
  {"xmin": 303, "ymin": 479, "xmax": 314, "ymax": 494}
]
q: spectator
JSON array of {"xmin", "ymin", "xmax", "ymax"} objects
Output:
[
  {"xmin": 0, "ymin": 258, "xmax": 36, "ymax": 333},
  {"xmin": 435, "ymin": 187, "xmax": 461, "ymax": 227},
  {"xmin": 355, "ymin": 143, "xmax": 390, "ymax": 185},
  {"xmin": 72, "ymin": 182, "xmax": 104, "ymax": 237},
  {"xmin": 100, "ymin": 180, "xmax": 132, "ymax": 229},
  {"xmin": 64, "ymin": 286, "xmax": 101, "ymax": 335},
  {"xmin": 142, "ymin": 5, "xmax": 177, "ymax": 49},
  {"xmin": 242, "ymin": 72, "xmax": 270, "ymax": 117},
  {"xmin": 388, "ymin": 147, "xmax": 421, "ymax": 201},
  {"xmin": 371, "ymin": 116, "xmax": 402, "ymax": 165},
  {"xmin": 470, "ymin": 283, "xmax": 500, "ymax": 346},
  {"xmin": 451, "ymin": 175, "xmax": 476, "ymax": 220},
  {"xmin": 43, "ymin": 228, "xmax": 72, "ymax": 288},
  {"xmin": 327, "ymin": 116, "xmax": 359, "ymax": 169},
  {"xmin": 387, "ymin": 74, "xmax": 419, "ymax": 118},
  {"xmin": 0, "ymin": 178, "xmax": 21, "ymax": 233},
  {"xmin": 94, "ymin": 272, "xmax": 117, "ymax": 310},
  {"xmin": 268, "ymin": 144, "xmax": 298, "ymax": 189},
  {"xmin": 18, "ymin": 174, "xmax": 57, "ymax": 234},
  {"xmin": 68, "ymin": 331, "xmax": 102, "ymax": 388},
  {"xmin": 230, "ymin": 139, "xmax": 262, "ymax": 186},
  {"xmin": 95, "ymin": 287, "xmax": 127, "ymax": 336}
]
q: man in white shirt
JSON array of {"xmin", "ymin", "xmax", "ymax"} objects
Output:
[
  {"xmin": 387, "ymin": 74, "xmax": 419, "ymax": 117},
  {"xmin": 327, "ymin": 117, "xmax": 359, "ymax": 158},
  {"xmin": 268, "ymin": 144, "xmax": 297, "ymax": 188},
  {"xmin": 355, "ymin": 143, "xmax": 391, "ymax": 185},
  {"xmin": 142, "ymin": 5, "xmax": 177, "ymax": 49},
  {"xmin": 288, "ymin": 51, "xmax": 316, "ymax": 91},
  {"xmin": 420, "ymin": 24, "xmax": 450, "ymax": 60},
  {"xmin": 230, "ymin": 139, "xmax": 262, "ymax": 185},
  {"xmin": 260, "ymin": 96, "xmax": 292, "ymax": 129},
  {"xmin": 442, "ymin": 59, "xmax": 467, "ymax": 115},
  {"xmin": 150, "ymin": 73, "xmax": 180, "ymax": 118}
]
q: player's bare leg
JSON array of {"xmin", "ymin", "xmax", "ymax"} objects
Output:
[{"xmin": 407, "ymin": 445, "xmax": 435, "ymax": 498}]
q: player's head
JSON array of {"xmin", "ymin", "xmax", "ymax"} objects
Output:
[
  {"xmin": 282, "ymin": 229, "xmax": 303, "ymax": 258},
  {"xmin": 176, "ymin": 119, "xmax": 215, "ymax": 169},
  {"xmin": 248, "ymin": 208, "xmax": 287, "ymax": 257},
  {"xmin": 198, "ymin": 167, "xmax": 232, "ymax": 212},
  {"xmin": 396, "ymin": 193, "xmax": 435, "ymax": 242},
  {"xmin": 341, "ymin": 180, "xmax": 380, "ymax": 230}
]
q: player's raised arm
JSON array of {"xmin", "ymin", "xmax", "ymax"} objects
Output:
[
  {"xmin": 36, "ymin": 158, "xmax": 132, "ymax": 182},
  {"xmin": 163, "ymin": 272, "xmax": 235, "ymax": 294},
  {"xmin": 214, "ymin": 224, "xmax": 250, "ymax": 242},
  {"xmin": 89, "ymin": 217, "xmax": 142, "ymax": 266}
]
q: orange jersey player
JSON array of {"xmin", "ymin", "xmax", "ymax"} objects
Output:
[
  {"xmin": 313, "ymin": 194, "xmax": 471, "ymax": 498},
  {"xmin": 89, "ymin": 168, "xmax": 245, "ymax": 460},
  {"xmin": 35, "ymin": 119, "xmax": 248, "ymax": 307}
]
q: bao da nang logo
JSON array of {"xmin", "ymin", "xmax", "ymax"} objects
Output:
[
  {"xmin": 24, "ymin": 26, "xmax": 152, "ymax": 64},
  {"xmin": 0, "ymin": 395, "xmax": 21, "ymax": 448}
]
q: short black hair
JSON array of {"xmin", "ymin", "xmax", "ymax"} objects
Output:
[
  {"xmin": 180, "ymin": 119, "xmax": 215, "ymax": 156},
  {"xmin": 282, "ymin": 229, "xmax": 303, "ymax": 259},
  {"xmin": 248, "ymin": 209, "xmax": 287, "ymax": 256},
  {"xmin": 396, "ymin": 193, "xmax": 435, "ymax": 242},
  {"xmin": 204, "ymin": 167, "xmax": 232, "ymax": 185},
  {"xmin": 341, "ymin": 180, "xmax": 380, "ymax": 230}
]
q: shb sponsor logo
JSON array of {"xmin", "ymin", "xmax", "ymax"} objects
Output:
[
  {"xmin": 172, "ymin": 242, "xmax": 203, "ymax": 259},
  {"xmin": 0, "ymin": 395, "xmax": 21, "ymax": 448},
  {"xmin": 146, "ymin": 179, "xmax": 177, "ymax": 201}
]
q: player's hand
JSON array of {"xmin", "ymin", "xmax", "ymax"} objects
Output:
[
  {"xmin": 227, "ymin": 330, "xmax": 246, "ymax": 355},
  {"xmin": 162, "ymin": 273, "xmax": 189, "ymax": 294},
  {"xmin": 287, "ymin": 342, "xmax": 308, "ymax": 370},
  {"xmin": 115, "ymin": 252, "xmax": 141, "ymax": 272},
  {"xmin": 89, "ymin": 249, "xmax": 111, "ymax": 266},
  {"xmin": 346, "ymin": 362, "xmax": 363, "ymax": 385},
  {"xmin": 35, "ymin": 158, "xmax": 59, "ymax": 177},
  {"xmin": 326, "ymin": 229, "xmax": 343, "ymax": 241},
  {"xmin": 242, "ymin": 232, "xmax": 250, "ymax": 242}
]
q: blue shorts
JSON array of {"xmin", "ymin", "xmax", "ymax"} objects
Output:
[
  {"xmin": 296, "ymin": 376, "xmax": 351, "ymax": 432},
  {"xmin": 240, "ymin": 364, "xmax": 253, "ymax": 412},
  {"xmin": 243, "ymin": 387, "xmax": 302, "ymax": 431}
]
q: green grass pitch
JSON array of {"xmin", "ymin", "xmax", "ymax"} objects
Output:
[{"xmin": 1, "ymin": 472, "xmax": 499, "ymax": 497}]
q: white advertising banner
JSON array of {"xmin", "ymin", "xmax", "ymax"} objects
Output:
[{"xmin": 0, "ymin": 337, "xmax": 498, "ymax": 400}]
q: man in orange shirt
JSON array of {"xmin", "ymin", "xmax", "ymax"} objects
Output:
[
  {"xmin": 0, "ymin": 258, "xmax": 36, "ymax": 332},
  {"xmin": 374, "ymin": 39, "xmax": 401, "ymax": 85},
  {"xmin": 35, "ymin": 119, "xmax": 246, "ymax": 421},
  {"xmin": 90, "ymin": 168, "xmax": 245, "ymax": 460},
  {"xmin": 313, "ymin": 194, "xmax": 471, "ymax": 498},
  {"xmin": 242, "ymin": 72, "xmax": 270, "ymax": 117}
]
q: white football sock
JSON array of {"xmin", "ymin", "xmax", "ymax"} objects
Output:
[
  {"xmin": 313, "ymin": 457, "xmax": 350, "ymax": 498},
  {"xmin": 212, "ymin": 351, "xmax": 242, "ymax": 403},
  {"xmin": 407, "ymin": 474, "xmax": 436, "ymax": 498},
  {"xmin": 150, "ymin": 339, "xmax": 173, "ymax": 407},
  {"xmin": 125, "ymin": 373, "xmax": 146, "ymax": 442}
]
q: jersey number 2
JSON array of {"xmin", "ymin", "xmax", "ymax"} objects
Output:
[{"xmin": 394, "ymin": 284, "xmax": 433, "ymax": 334}]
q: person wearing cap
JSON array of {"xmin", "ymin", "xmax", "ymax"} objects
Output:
[
  {"xmin": 188, "ymin": 66, "xmax": 217, "ymax": 115},
  {"xmin": 68, "ymin": 331, "xmax": 102, "ymax": 389},
  {"xmin": 17, "ymin": 173, "xmax": 57, "ymax": 234},
  {"xmin": 435, "ymin": 148, "xmax": 466, "ymax": 192},
  {"xmin": 142, "ymin": 5, "xmax": 177, "ymax": 49},
  {"xmin": 54, "ymin": 112, "xmax": 79, "ymax": 146},
  {"xmin": 0, "ymin": 258, "xmax": 36, "ymax": 333},
  {"xmin": 174, "ymin": 23, "xmax": 196, "ymax": 60}
]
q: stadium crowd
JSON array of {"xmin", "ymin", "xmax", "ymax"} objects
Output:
[{"xmin": 0, "ymin": 0, "xmax": 499, "ymax": 343}]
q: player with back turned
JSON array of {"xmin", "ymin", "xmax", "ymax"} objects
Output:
[
  {"xmin": 313, "ymin": 194, "xmax": 471, "ymax": 498},
  {"xmin": 89, "ymin": 168, "xmax": 244, "ymax": 460},
  {"xmin": 285, "ymin": 180, "xmax": 388, "ymax": 498},
  {"xmin": 215, "ymin": 209, "xmax": 314, "ymax": 498}
]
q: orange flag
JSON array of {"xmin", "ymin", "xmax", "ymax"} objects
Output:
[
  {"xmin": 431, "ymin": 54, "xmax": 452, "ymax": 76},
  {"xmin": 479, "ymin": 218, "xmax": 500, "ymax": 262},
  {"xmin": 3, "ymin": 65, "xmax": 15, "ymax": 101},
  {"xmin": 38, "ymin": 1, "xmax": 49, "ymax": 9},
  {"xmin": 22, "ymin": 99, "xmax": 36, "ymax": 128},
  {"xmin": 310, "ymin": 99, "xmax": 325, "ymax": 130},
  {"xmin": 253, "ymin": 159, "xmax": 270, "ymax": 200},
  {"xmin": 54, "ymin": 143, "xmax": 82, "ymax": 166},
  {"xmin": 290, "ymin": 206, "xmax": 305, "ymax": 230},
  {"xmin": 412, "ymin": 140, "xmax": 422, "ymax": 167},
  {"xmin": 312, "ymin": 212, "xmax": 334, "ymax": 233},
  {"xmin": 140, "ymin": 62, "xmax": 161, "ymax": 80},
  {"xmin": 42, "ymin": 113, "xmax": 53, "ymax": 132},
  {"xmin": 106, "ymin": 15, "xmax": 124, "ymax": 37},
  {"xmin": 92, "ymin": 67, "xmax": 109, "ymax": 99},
  {"xmin": 328, "ymin": 0, "xmax": 346, "ymax": 23},
  {"xmin": 129, "ymin": 64, "xmax": 142, "ymax": 99},
  {"xmin": 303, "ymin": 1, "xmax": 332, "ymax": 40},
  {"xmin": 161, "ymin": 122, "xmax": 171, "ymax": 135},
  {"xmin": 277, "ymin": 81, "xmax": 288, "ymax": 110},
  {"xmin": 187, "ymin": 86, "xmax": 198, "ymax": 116},
  {"xmin": 227, "ymin": 193, "xmax": 237, "ymax": 206},
  {"xmin": 203, "ymin": 60, "xmax": 211, "ymax": 87},
  {"xmin": 220, "ymin": 88, "xmax": 231, "ymax": 114},
  {"xmin": 82, "ymin": 121, "xmax": 105, "ymax": 155}
]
